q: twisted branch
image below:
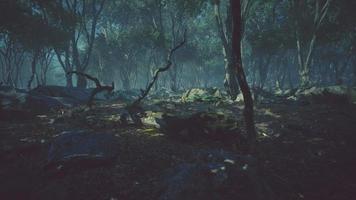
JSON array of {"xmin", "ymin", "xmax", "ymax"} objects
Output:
[
  {"xmin": 67, "ymin": 71, "xmax": 114, "ymax": 107},
  {"xmin": 131, "ymin": 29, "xmax": 187, "ymax": 107}
]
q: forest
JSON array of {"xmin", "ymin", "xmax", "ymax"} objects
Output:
[{"xmin": 0, "ymin": 0, "xmax": 355, "ymax": 199}]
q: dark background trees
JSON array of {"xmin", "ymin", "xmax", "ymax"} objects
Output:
[{"xmin": 0, "ymin": 0, "xmax": 355, "ymax": 92}]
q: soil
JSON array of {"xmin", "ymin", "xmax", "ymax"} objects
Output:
[{"xmin": 0, "ymin": 100, "xmax": 356, "ymax": 200}]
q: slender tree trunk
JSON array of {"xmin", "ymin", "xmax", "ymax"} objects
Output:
[
  {"xmin": 122, "ymin": 76, "xmax": 131, "ymax": 91},
  {"xmin": 352, "ymin": 56, "xmax": 356, "ymax": 86},
  {"xmin": 213, "ymin": 1, "xmax": 239, "ymax": 100},
  {"xmin": 169, "ymin": 60, "xmax": 178, "ymax": 92},
  {"xmin": 72, "ymin": 38, "xmax": 88, "ymax": 88},
  {"xmin": 230, "ymin": 0, "xmax": 257, "ymax": 153},
  {"xmin": 55, "ymin": 49, "xmax": 73, "ymax": 87},
  {"xmin": 258, "ymin": 55, "xmax": 272, "ymax": 89},
  {"xmin": 224, "ymin": 62, "xmax": 240, "ymax": 99},
  {"xmin": 27, "ymin": 50, "xmax": 39, "ymax": 90},
  {"xmin": 65, "ymin": 73, "xmax": 73, "ymax": 88},
  {"xmin": 293, "ymin": 0, "xmax": 333, "ymax": 88},
  {"xmin": 76, "ymin": 70, "xmax": 88, "ymax": 88}
]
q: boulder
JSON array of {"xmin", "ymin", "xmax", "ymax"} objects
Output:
[
  {"xmin": 141, "ymin": 111, "xmax": 164, "ymax": 128},
  {"xmin": 181, "ymin": 88, "xmax": 225, "ymax": 103},
  {"xmin": 149, "ymin": 88, "xmax": 175, "ymax": 98},
  {"xmin": 1, "ymin": 86, "xmax": 110, "ymax": 117},
  {"xmin": 0, "ymin": 89, "xmax": 27, "ymax": 110},
  {"xmin": 45, "ymin": 131, "xmax": 119, "ymax": 172},
  {"xmin": 293, "ymin": 85, "xmax": 356, "ymax": 105},
  {"xmin": 156, "ymin": 112, "xmax": 241, "ymax": 145},
  {"xmin": 109, "ymin": 89, "xmax": 141, "ymax": 102},
  {"xmin": 159, "ymin": 163, "xmax": 216, "ymax": 200},
  {"xmin": 236, "ymin": 87, "xmax": 290, "ymax": 105},
  {"xmin": 30, "ymin": 86, "xmax": 92, "ymax": 102},
  {"xmin": 235, "ymin": 93, "xmax": 246, "ymax": 104},
  {"xmin": 25, "ymin": 95, "xmax": 66, "ymax": 113},
  {"xmin": 158, "ymin": 150, "xmax": 271, "ymax": 200}
]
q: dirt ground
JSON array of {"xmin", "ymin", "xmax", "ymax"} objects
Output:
[{"xmin": 0, "ymin": 101, "xmax": 356, "ymax": 200}]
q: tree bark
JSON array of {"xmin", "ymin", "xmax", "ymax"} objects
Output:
[
  {"xmin": 292, "ymin": 0, "xmax": 333, "ymax": 88},
  {"xmin": 352, "ymin": 56, "xmax": 356, "ymax": 86},
  {"xmin": 27, "ymin": 50, "xmax": 39, "ymax": 90},
  {"xmin": 213, "ymin": 1, "xmax": 240, "ymax": 100},
  {"xmin": 67, "ymin": 71, "xmax": 114, "ymax": 107},
  {"xmin": 230, "ymin": 0, "xmax": 257, "ymax": 154},
  {"xmin": 131, "ymin": 31, "xmax": 186, "ymax": 107}
]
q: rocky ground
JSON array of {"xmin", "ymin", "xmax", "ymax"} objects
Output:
[{"xmin": 1, "ymin": 86, "xmax": 356, "ymax": 200}]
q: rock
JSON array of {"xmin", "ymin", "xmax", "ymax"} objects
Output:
[
  {"xmin": 293, "ymin": 85, "xmax": 355, "ymax": 105},
  {"xmin": 156, "ymin": 112, "xmax": 241, "ymax": 145},
  {"xmin": 52, "ymin": 97, "xmax": 82, "ymax": 107},
  {"xmin": 158, "ymin": 150, "xmax": 269, "ymax": 200},
  {"xmin": 149, "ymin": 88, "xmax": 177, "ymax": 99},
  {"xmin": 30, "ymin": 86, "xmax": 92, "ymax": 102},
  {"xmin": 141, "ymin": 111, "xmax": 164, "ymax": 128},
  {"xmin": 25, "ymin": 95, "xmax": 66, "ymax": 113},
  {"xmin": 110, "ymin": 89, "xmax": 141, "ymax": 102},
  {"xmin": 235, "ymin": 88, "xmax": 289, "ymax": 105},
  {"xmin": 181, "ymin": 88, "xmax": 225, "ymax": 103},
  {"xmin": 0, "ymin": 90, "xmax": 27, "ymax": 110},
  {"xmin": 45, "ymin": 131, "xmax": 119, "ymax": 172},
  {"xmin": 235, "ymin": 93, "xmax": 245, "ymax": 104},
  {"xmin": 159, "ymin": 163, "xmax": 215, "ymax": 200},
  {"xmin": 1, "ymin": 86, "xmax": 83, "ymax": 114}
]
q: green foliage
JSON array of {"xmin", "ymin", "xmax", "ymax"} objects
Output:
[{"xmin": 0, "ymin": 0, "xmax": 75, "ymax": 52}]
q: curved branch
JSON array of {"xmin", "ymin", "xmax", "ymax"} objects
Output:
[
  {"xmin": 68, "ymin": 71, "xmax": 101, "ymax": 87},
  {"xmin": 130, "ymin": 29, "xmax": 187, "ymax": 107},
  {"xmin": 67, "ymin": 71, "xmax": 114, "ymax": 107}
]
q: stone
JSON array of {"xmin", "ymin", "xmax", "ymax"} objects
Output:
[
  {"xmin": 0, "ymin": 90, "xmax": 27, "ymax": 110},
  {"xmin": 25, "ymin": 95, "xmax": 66, "ymax": 113},
  {"xmin": 181, "ymin": 88, "xmax": 225, "ymax": 103},
  {"xmin": 158, "ymin": 150, "xmax": 268, "ymax": 200},
  {"xmin": 45, "ymin": 131, "xmax": 119, "ymax": 171},
  {"xmin": 156, "ymin": 112, "xmax": 241, "ymax": 145},
  {"xmin": 30, "ymin": 86, "xmax": 92, "ymax": 103},
  {"xmin": 294, "ymin": 85, "xmax": 354, "ymax": 105}
]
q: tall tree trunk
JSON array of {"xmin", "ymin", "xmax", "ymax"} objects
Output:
[
  {"xmin": 213, "ymin": 1, "xmax": 239, "ymax": 100},
  {"xmin": 27, "ymin": 50, "xmax": 39, "ymax": 90},
  {"xmin": 224, "ymin": 62, "xmax": 240, "ymax": 99},
  {"xmin": 72, "ymin": 37, "xmax": 88, "ymax": 88},
  {"xmin": 55, "ymin": 49, "xmax": 73, "ymax": 88},
  {"xmin": 292, "ymin": 0, "xmax": 333, "ymax": 88},
  {"xmin": 122, "ymin": 77, "xmax": 131, "ymax": 91},
  {"xmin": 230, "ymin": 0, "xmax": 257, "ymax": 153},
  {"xmin": 76, "ymin": 72, "xmax": 88, "ymax": 88},
  {"xmin": 65, "ymin": 73, "xmax": 73, "ymax": 88},
  {"xmin": 352, "ymin": 56, "xmax": 356, "ymax": 86},
  {"xmin": 169, "ymin": 60, "xmax": 178, "ymax": 92}
]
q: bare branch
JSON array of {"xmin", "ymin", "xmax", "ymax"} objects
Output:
[
  {"xmin": 130, "ymin": 29, "xmax": 187, "ymax": 107},
  {"xmin": 67, "ymin": 71, "xmax": 101, "ymax": 87},
  {"xmin": 67, "ymin": 71, "xmax": 114, "ymax": 107}
]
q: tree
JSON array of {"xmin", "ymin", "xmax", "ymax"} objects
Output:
[
  {"xmin": 289, "ymin": 0, "xmax": 333, "ymax": 88},
  {"xmin": 0, "ymin": 0, "xmax": 74, "ymax": 89},
  {"xmin": 212, "ymin": 0, "xmax": 240, "ymax": 100},
  {"xmin": 55, "ymin": 0, "xmax": 106, "ymax": 88},
  {"xmin": 230, "ymin": 0, "xmax": 257, "ymax": 153},
  {"xmin": 37, "ymin": 48, "xmax": 55, "ymax": 86},
  {"xmin": 0, "ymin": 34, "xmax": 25, "ymax": 87}
]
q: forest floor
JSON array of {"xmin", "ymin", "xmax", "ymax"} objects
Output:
[{"xmin": 1, "ymin": 96, "xmax": 356, "ymax": 200}]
